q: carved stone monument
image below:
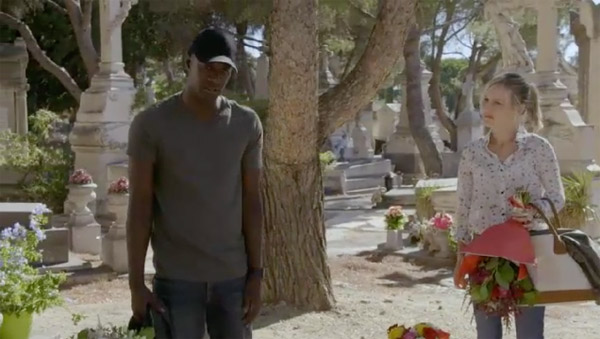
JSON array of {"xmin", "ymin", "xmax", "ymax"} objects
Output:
[
  {"xmin": 0, "ymin": 38, "xmax": 28, "ymax": 136},
  {"xmin": 69, "ymin": 0, "xmax": 136, "ymax": 218}
]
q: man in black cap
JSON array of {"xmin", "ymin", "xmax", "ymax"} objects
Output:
[{"xmin": 126, "ymin": 27, "xmax": 263, "ymax": 338}]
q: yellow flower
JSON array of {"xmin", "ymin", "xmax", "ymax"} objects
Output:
[
  {"xmin": 414, "ymin": 322, "xmax": 431, "ymax": 336},
  {"xmin": 388, "ymin": 324, "xmax": 407, "ymax": 339}
]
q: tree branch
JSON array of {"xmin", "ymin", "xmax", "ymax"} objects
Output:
[
  {"xmin": 317, "ymin": 0, "xmax": 418, "ymax": 144},
  {"xmin": 348, "ymin": 0, "xmax": 376, "ymax": 19},
  {"xmin": 0, "ymin": 12, "xmax": 82, "ymax": 102},
  {"xmin": 44, "ymin": 0, "xmax": 68, "ymax": 14},
  {"xmin": 82, "ymin": 0, "xmax": 92, "ymax": 28}
]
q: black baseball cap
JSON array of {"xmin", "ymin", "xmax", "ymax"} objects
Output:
[{"xmin": 187, "ymin": 28, "xmax": 237, "ymax": 72}]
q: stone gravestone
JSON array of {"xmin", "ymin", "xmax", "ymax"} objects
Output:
[
  {"xmin": 0, "ymin": 38, "xmax": 28, "ymax": 136},
  {"xmin": 69, "ymin": 0, "xmax": 136, "ymax": 218}
]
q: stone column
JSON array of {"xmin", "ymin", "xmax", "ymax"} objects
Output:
[
  {"xmin": 534, "ymin": 0, "xmax": 598, "ymax": 176},
  {"xmin": 69, "ymin": 0, "xmax": 136, "ymax": 218},
  {"xmin": 384, "ymin": 63, "xmax": 444, "ymax": 176},
  {"xmin": 0, "ymin": 38, "xmax": 29, "ymax": 136},
  {"xmin": 579, "ymin": 0, "xmax": 600, "ymax": 166},
  {"xmin": 456, "ymin": 74, "xmax": 484, "ymax": 152}
]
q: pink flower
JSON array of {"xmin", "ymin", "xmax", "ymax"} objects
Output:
[
  {"xmin": 69, "ymin": 169, "xmax": 93, "ymax": 185},
  {"xmin": 108, "ymin": 177, "xmax": 129, "ymax": 194},
  {"xmin": 402, "ymin": 328, "xmax": 418, "ymax": 339},
  {"xmin": 430, "ymin": 212, "xmax": 453, "ymax": 230}
]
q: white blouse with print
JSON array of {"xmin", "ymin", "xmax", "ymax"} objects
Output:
[{"xmin": 453, "ymin": 129, "xmax": 566, "ymax": 244}]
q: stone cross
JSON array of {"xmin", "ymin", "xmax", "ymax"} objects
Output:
[{"xmin": 254, "ymin": 53, "xmax": 269, "ymax": 100}]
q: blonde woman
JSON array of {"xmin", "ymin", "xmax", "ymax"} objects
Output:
[{"xmin": 453, "ymin": 72, "xmax": 565, "ymax": 339}]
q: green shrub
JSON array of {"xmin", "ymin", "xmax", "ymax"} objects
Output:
[
  {"xmin": 556, "ymin": 171, "xmax": 598, "ymax": 229},
  {"xmin": 0, "ymin": 109, "xmax": 73, "ymax": 213}
]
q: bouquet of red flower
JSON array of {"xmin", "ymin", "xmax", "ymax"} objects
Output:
[
  {"xmin": 387, "ymin": 322, "xmax": 450, "ymax": 339},
  {"xmin": 461, "ymin": 255, "xmax": 538, "ymax": 326},
  {"xmin": 457, "ymin": 189, "xmax": 540, "ymax": 327}
]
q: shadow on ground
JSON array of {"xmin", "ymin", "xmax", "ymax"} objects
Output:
[{"xmin": 253, "ymin": 304, "xmax": 311, "ymax": 330}]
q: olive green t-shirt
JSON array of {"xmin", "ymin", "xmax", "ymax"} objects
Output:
[{"xmin": 127, "ymin": 93, "xmax": 263, "ymax": 282}]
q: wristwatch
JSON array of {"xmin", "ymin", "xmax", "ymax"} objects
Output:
[{"xmin": 247, "ymin": 267, "xmax": 264, "ymax": 279}]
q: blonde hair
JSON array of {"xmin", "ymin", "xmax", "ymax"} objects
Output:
[{"xmin": 484, "ymin": 72, "xmax": 543, "ymax": 132}]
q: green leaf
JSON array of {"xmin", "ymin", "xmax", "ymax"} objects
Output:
[
  {"xmin": 522, "ymin": 291, "xmax": 538, "ymax": 305},
  {"xmin": 499, "ymin": 261, "xmax": 516, "ymax": 284},
  {"xmin": 479, "ymin": 282, "xmax": 490, "ymax": 301},
  {"xmin": 519, "ymin": 277, "xmax": 534, "ymax": 291},
  {"xmin": 495, "ymin": 271, "xmax": 510, "ymax": 289},
  {"xmin": 485, "ymin": 257, "xmax": 499, "ymax": 270},
  {"xmin": 470, "ymin": 286, "xmax": 483, "ymax": 302}
]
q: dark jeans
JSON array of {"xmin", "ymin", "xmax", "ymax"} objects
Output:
[
  {"xmin": 475, "ymin": 306, "xmax": 545, "ymax": 339},
  {"xmin": 151, "ymin": 276, "xmax": 252, "ymax": 339}
]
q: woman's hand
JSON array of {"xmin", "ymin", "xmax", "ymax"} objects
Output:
[
  {"xmin": 453, "ymin": 253, "xmax": 467, "ymax": 289},
  {"xmin": 511, "ymin": 207, "xmax": 535, "ymax": 226}
]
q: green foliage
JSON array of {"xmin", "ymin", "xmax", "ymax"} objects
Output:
[
  {"xmin": 0, "ymin": 207, "xmax": 66, "ymax": 316},
  {"xmin": 557, "ymin": 172, "xmax": 599, "ymax": 229},
  {"xmin": 0, "ymin": 109, "xmax": 73, "ymax": 213},
  {"xmin": 319, "ymin": 151, "xmax": 336, "ymax": 170},
  {"xmin": 439, "ymin": 58, "xmax": 469, "ymax": 111},
  {"xmin": 415, "ymin": 185, "xmax": 440, "ymax": 221},
  {"xmin": 0, "ymin": 2, "xmax": 92, "ymax": 113}
]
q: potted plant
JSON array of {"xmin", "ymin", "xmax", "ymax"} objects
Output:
[
  {"xmin": 107, "ymin": 177, "xmax": 130, "ymax": 223},
  {"xmin": 0, "ymin": 204, "xmax": 66, "ymax": 338},
  {"xmin": 557, "ymin": 172, "xmax": 599, "ymax": 237},
  {"xmin": 385, "ymin": 206, "xmax": 406, "ymax": 250},
  {"xmin": 428, "ymin": 212, "xmax": 453, "ymax": 258},
  {"xmin": 67, "ymin": 168, "xmax": 97, "ymax": 218}
]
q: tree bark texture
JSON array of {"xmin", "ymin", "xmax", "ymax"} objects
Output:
[
  {"xmin": 317, "ymin": 0, "xmax": 417, "ymax": 145},
  {"xmin": 404, "ymin": 24, "xmax": 442, "ymax": 176},
  {"xmin": 64, "ymin": 0, "xmax": 99, "ymax": 82},
  {"xmin": 0, "ymin": 12, "xmax": 83, "ymax": 102},
  {"xmin": 263, "ymin": 0, "xmax": 334, "ymax": 310}
]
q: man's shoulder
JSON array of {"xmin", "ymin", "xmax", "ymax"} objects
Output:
[
  {"xmin": 226, "ymin": 98, "xmax": 262, "ymax": 126},
  {"xmin": 133, "ymin": 93, "xmax": 180, "ymax": 125}
]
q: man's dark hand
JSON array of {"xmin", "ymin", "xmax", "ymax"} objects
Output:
[
  {"xmin": 131, "ymin": 284, "xmax": 165, "ymax": 321},
  {"xmin": 242, "ymin": 275, "xmax": 262, "ymax": 325}
]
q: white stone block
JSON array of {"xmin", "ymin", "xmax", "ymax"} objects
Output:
[
  {"xmin": 101, "ymin": 227, "xmax": 128, "ymax": 273},
  {"xmin": 71, "ymin": 223, "xmax": 101, "ymax": 255}
]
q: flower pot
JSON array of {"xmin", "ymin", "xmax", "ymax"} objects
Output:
[
  {"xmin": 67, "ymin": 183, "xmax": 97, "ymax": 215},
  {"xmin": 396, "ymin": 229, "xmax": 405, "ymax": 249},
  {"xmin": 433, "ymin": 229, "xmax": 452, "ymax": 258},
  {"xmin": 386, "ymin": 230, "xmax": 400, "ymax": 250},
  {"xmin": 107, "ymin": 193, "xmax": 129, "ymax": 226},
  {"xmin": 0, "ymin": 312, "xmax": 33, "ymax": 339}
]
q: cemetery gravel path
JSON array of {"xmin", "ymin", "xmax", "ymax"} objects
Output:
[{"xmin": 32, "ymin": 253, "xmax": 599, "ymax": 339}]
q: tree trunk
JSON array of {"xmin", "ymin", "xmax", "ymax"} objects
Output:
[
  {"xmin": 404, "ymin": 24, "xmax": 442, "ymax": 176},
  {"xmin": 263, "ymin": 0, "xmax": 334, "ymax": 310},
  {"xmin": 234, "ymin": 22, "xmax": 256, "ymax": 98},
  {"xmin": 0, "ymin": 12, "xmax": 82, "ymax": 102},
  {"xmin": 428, "ymin": 0, "xmax": 457, "ymax": 151},
  {"xmin": 570, "ymin": 11, "xmax": 590, "ymax": 118},
  {"xmin": 64, "ymin": 0, "xmax": 99, "ymax": 82},
  {"xmin": 318, "ymin": 0, "xmax": 417, "ymax": 144}
]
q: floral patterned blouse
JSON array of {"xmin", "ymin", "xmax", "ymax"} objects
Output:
[{"xmin": 454, "ymin": 128, "xmax": 565, "ymax": 244}]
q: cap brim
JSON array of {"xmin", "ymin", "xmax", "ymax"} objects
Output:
[{"xmin": 208, "ymin": 56, "xmax": 237, "ymax": 73}]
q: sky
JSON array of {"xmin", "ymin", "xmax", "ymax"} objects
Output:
[{"xmin": 244, "ymin": 12, "xmax": 582, "ymax": 63}]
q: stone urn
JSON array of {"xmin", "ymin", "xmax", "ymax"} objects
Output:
[
  {"xmin": 432, "ymin": 229, "xmax": 452, "ymax": 258},
  {"xmin": 106, "ymin": 193, "xmax": 129, "ymax": 226},
  {"xmin": 67, "ymin": 183, "xmax": 97, "ymax": 225}
]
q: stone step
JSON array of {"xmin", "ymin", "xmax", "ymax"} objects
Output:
[
  {"xmin": 343, "ymin": 159, "xmax": 392, "ymax": 179},
  {"xmin": 346, "ymin": 187, "xmax": 382, "ymax": 196},
  {"xmin": 378, "ymin": 186, "xmax": 417, "ymax": 208},
  {"xmin": 345, "ymin": 175, "xmax": 385, "ymax": 191}
]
